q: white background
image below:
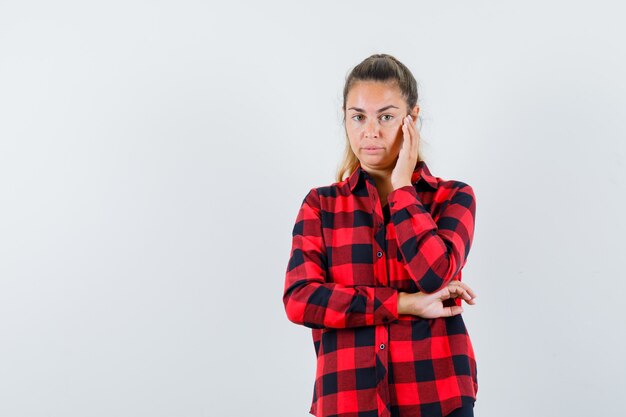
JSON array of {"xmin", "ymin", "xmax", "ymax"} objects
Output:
[{"xmin": 1, "ymin": 1, "xmax": 625, "ymax": 416}]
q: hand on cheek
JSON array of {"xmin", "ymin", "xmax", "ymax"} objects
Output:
[{"xmin": 391, "ymin": 115, "xmax": 419, "ymax": 189}]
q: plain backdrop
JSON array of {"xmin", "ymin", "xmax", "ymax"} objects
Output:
[{"xmin": 1, "ymin": 1, "xmax": 625, "ymax": 416}]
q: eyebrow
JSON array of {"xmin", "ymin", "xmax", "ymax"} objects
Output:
[{"xmin": 347, "ymin": 105, "xmax": 400, "ymax": 113}]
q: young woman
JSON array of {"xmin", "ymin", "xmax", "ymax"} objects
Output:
[{"xmin": 283, "ymin": 54, "xmax": 479, "ymax": 417}]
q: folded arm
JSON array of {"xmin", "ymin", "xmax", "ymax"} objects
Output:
[
  {"xmin": 283, "ymin": 187, "xmax": 398, "ymax": 329},
  {"xmin": 387, "ymin": 183, "xmax": 476, "ymax": 294}
]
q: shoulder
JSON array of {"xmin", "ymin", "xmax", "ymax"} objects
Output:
[
  {"xmin": 439, "ymin": 179, "xmax": 474, "ymax": 194},
  {"xmin": 424, "ymin": 172, "xmax": 477, "ymax": 215},
  {"xmin": 302, "ymin": 177, "xmax": 350, "ymax": 203},
  {"xmin": 433, "ymin": 178, "xmax": 476, "ymax": 216}
]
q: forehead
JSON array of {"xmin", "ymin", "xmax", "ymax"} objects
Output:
[{"xmin": 346, "ymin": 81, "xmax": 403, "ymax": 109}]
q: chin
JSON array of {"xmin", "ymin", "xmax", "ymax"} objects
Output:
[{"xmin": 361, "ymin": 157, "xmax": 392, "ymax": 167}]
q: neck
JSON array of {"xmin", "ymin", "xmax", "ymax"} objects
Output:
[
  {"xmin": 362, "ymin": 167, "xmax": 392, "ymax": 186},
  {"xmin": 361, "ymin": 166, "xmax": 394, "ymax": 206}
]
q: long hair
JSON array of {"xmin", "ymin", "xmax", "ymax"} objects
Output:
[{"xmin": 336, "ymin": 54, "xmax": 424, "ymax": 182}]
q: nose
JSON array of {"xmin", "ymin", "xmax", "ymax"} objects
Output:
[{"xmin": 364, "ymin": 118, "xmax": 380, "ymax": 138}]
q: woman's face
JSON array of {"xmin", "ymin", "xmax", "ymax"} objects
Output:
[{"xmin": 344, "ymin": 80, "xmax": 418, "ymax": 173}]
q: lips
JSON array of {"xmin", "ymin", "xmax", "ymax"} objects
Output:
[{"xmin": 362, "ymin": 146, "xmax": 383, "ymax": 154}]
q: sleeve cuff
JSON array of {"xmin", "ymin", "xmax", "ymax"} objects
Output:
[{"xmin": 373, "ymin": 286, "xmax": 399, "ymax": 324}]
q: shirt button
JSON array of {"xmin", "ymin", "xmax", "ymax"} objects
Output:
[
  {"xmin": 379, "ymin": 343, "xmax": 385, "ymax": 350},
  {"xmin": 377, "ymin": 251, "xmax": 383, "ymax": 258}
]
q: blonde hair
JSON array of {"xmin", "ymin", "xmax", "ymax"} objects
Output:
[{"xmin": 336, "ymin": 53, "xmax": 424, "ymax": 182}]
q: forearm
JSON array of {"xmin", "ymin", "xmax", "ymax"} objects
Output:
[
  {"xmin": 387, "ymin": 184, "xmax": 476, "ymax": 294},
  {"xmin": 283, "ymin": 279, "xmax": 399, "ymax": 329}
]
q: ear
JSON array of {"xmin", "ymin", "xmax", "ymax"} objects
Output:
[{"xmin": 410, "ymin": 104, "xmax": 420, "ymax": 120}]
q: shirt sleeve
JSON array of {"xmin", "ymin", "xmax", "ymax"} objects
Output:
[
  {"xmin": 282, "ymin": 187, "xmax": 399, "ymax": 329},
  {"xmin": 387, "ymin": 183, "xmax": 476, "ymax": 294}
]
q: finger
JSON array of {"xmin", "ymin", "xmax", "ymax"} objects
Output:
[
  {"xmin": 458, "ymin": 288, "xmax": 476, "ymax": 305},
  {"xmin": 402, "ymin": 116, "xmax": 411, "ymax": 148},
  {"xmin": 448, "ymin": 285, "xmax": 469, "ymax": 299},
  {"xmin": 449, "ymin": 280, "xmax": 477, "ymax": 300},
  {"xmin": 437, "ymin": 286, "xmax": 452, "ymax": 301},
  {"xmin": 451, "ymin": 286, "xmax": 478, "ymax": 306},
  {"xmin": 408, "ymin": 115, "xmax": 419, "ymax": 151},
  {"xmin": 447, "ymin": 285, "xmax": 466, "ymax": 298},
  {"xmin": 455, "ymin": 281, "xmax": 478, "ymax": 300},
  {"xmin": 406, "ymin": 115, "xmax": 416, "ymax": 150},
  {"xmin": 401, "ymin": 120, "xmax": 409, "ymax": 152},
  {"xmin": 443, "ymin": 306, "xmax": 464, "ymax": 317},
  {"xmin": 446, "ymin": 280, "xmax": 463, "ymax": 293},
  {"xmin": 463, "ymin": 284, "xmax": 477, "ymax": 300},
  {"xmin": 411, "ymin": 115, "xmax": 420, "ymax": 140},
  {"xmin": 448, "ymin": 286, "xmax": 474, "ymax": 305},
  {"xmin": 461, "ymin": 288, "xmax": 477, "ymax": 305}
]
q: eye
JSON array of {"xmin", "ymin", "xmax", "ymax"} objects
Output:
[
  {"xmin": 351, "ymin": 114, "xmax": 364, "ymax": 122},
  {"xmin": 380, "ymin": 114, "xmax": 393, "ymax": 122}
]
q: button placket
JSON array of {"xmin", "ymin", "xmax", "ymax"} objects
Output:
[{"xmin": 375, "ymin": 323, "xmax": 391, "ymax": 417}]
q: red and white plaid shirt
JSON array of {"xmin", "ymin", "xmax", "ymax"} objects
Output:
[{"xmin": 283, "ymin": 160, "xmax": 478, "ymax": 417}]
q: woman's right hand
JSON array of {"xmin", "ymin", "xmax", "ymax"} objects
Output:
[{"xmin": 397, "ymin": 280, "xmax": 477, "ymax": 319}]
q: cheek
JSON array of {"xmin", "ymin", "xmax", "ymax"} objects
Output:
[
  {"xmin": 384, "ymin": 123, "xmax": 403, "ymax": 140},
  {"xmin": 346, "ymin": 127, "xmax": 362, "ymax": 148},
  {"xmin": 346, "ymin": 123, "xmax": 362, "ymax": 137},
  {"xmin": 383, "ymin": 119, "xmax": 402, "ymax": 131},
  {"xmin": 390, "ymin": 131, "xmax": 405, "ymax": 151},
  {"xmin": 346, "ymin": 132, "xmax": 359, "ymax": 151}
]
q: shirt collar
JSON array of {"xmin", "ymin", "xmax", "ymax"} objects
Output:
[{"xmin": 348, "ymin": 160, "xmax": 439, "ymax": 193}]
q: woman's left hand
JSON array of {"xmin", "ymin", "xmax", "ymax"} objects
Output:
[
  {"xmin": 397, "ymin": 280, "xmax": 478, "ymax": 319},
  {"xmin": 391, "ymin": 115, "xmax": 420, "ymax": 189}
]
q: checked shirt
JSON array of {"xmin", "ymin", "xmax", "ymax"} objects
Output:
[{"xmin": 283, "ymin": 160, "xmax": 478, "ymax": 417}]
